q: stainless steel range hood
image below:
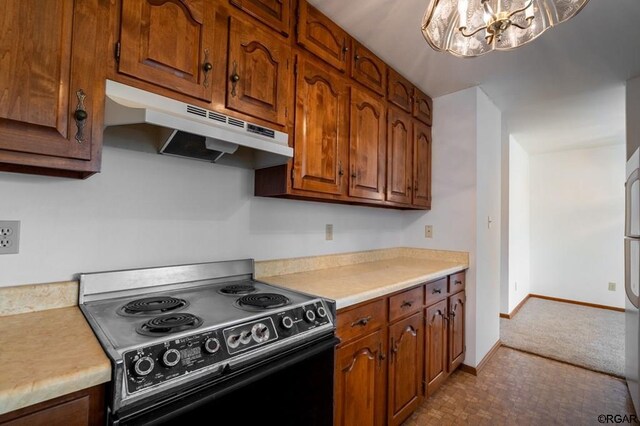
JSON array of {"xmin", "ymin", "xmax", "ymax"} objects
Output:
[{"xmin": 104, "ymin": 80, "xmax": 292, "ymax": 169}]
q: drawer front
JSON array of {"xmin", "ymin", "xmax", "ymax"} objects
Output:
[
  {"xmin": 425, "ymin": 278, "xmax": 448, "ymax": 306},
  {"xmin": 389, "ymin": 286, "xmax": 423, "ymax": 322},
  {"xmin": 337, "ymin": 299, "xmax": 385, "ymax": 343},
  {"xmin": 449, "ymin": 272, "xmax": 465, "ymax": 293}
]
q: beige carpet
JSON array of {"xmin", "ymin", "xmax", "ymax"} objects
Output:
[{"xmin": 500, "ymin": 297, "xmax": 625, "ymax": 377}]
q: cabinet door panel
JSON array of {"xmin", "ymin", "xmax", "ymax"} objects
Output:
[
  {"xmin": 0, "ymin": 0, "xmax": 100, "ymax": 162},
  {"xmin": 387, "ymin": 69, "xmax": 412, "ymax": 113},
  {"xmin": 413, "ymin": 88, "xmax": 433, "ymax": 126},
  {"xmin": 349, "ymin": 87, "xmax": 385, "ymax": 201},
  {"xmin": 386, "ymin": 107, "xmax": 412, "ymax": 204},
  {"xmin": 448, "ymin": 291, "xmax": 465, "ymax": 372},
  {"xmin": 297, "ymin": 0, "xmax": 349, "ymax": 72},
  {"xmin": 388, "ymin": 313, "xmax": 423, "ymax": 426},
  {"xmin": 351, "ymin": 41, "xmax": 386, "ymax": 96},
  {"xmin": 227, "ymin": 17, "xmax": 290, "ymax": 126},
  {"xmin": 412, "ymin": 122, "xmax": 431, "ymax": 208},
  {"xmin": 335, "ymin": 330, "xmax": 386, "ymax": 426},
  {"xmin": 119, "ymin": 0, "xmax": 214, "ymax": 101},
  {"xmin": 230, "ymin": 0, "xmax": 291, "ymax": 36},
  {"xmin": 425, "ymin": 299, "xmax": 448, "ymax": 396},
  {"xmin": 293, "ymin": 56, "xmax": 348, "ymax": 195}
]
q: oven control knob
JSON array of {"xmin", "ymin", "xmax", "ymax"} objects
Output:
[
  {"xmin": 281, "ymin": 316, "xmax": 294, "ymax": 329},
  {"xmin": 317, "ymin": 306, "xmax": 327, "ymax": 318},
  {"xmin": 133, "ymin": 356, "xmax": 155, "ymax": 376},
  {"xmin": 239, "ymin": 330, "xmax": 253, "ymax": 344},
  {"xmin": 304, "ymin": 309, "xmax": 316, "ymax": 322},
  {"xmin": 204, "ymin": 337, "xmax": 220, "ymax": 354},
  {"xmin": 251, "ymin": 323, "xmax": 270, "ymax": 343},
  {"xmin": 162, "ymin": 349, "xmax": 181, "ymax": 367},
  {"xmin": 227, "ymin": 334, "xmax": 241, "ymax": 349}
]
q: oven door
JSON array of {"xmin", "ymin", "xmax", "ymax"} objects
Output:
[{"xmin": 111, "ymin": 334, "xmax": 338, "ymax": 426}]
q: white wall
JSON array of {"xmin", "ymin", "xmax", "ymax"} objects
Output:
[
  {"xmin": 1, "ymin": 145, "xmax": 406, "ymax": 286},
  {"xmin": 499, "ymin": 120, "xmax": 510, "ymax": 314},
  {"xmin": 474, "ymin": 90, "xmax": 502, "ymax": 361},
  {"xmin": 529, "ymin": 144, "xmax": 625, "ymax": 308},
  {"xmin": 507, "ymin": 137, "xmax": 531, "ymax": 312}
]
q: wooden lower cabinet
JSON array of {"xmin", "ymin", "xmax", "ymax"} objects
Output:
[
  {"xmin": 0, "ymin": 385, "xmax": 105, "ymax": 426},
  {"xmin": 387, "ymin": 312, "xmax": 423, "ymax": 426},
  {"xmin": 335, "ymin": 330, "xmax": 386, "ymax": 426},
  {"xmin": 335, "ymin": 271, "xmax": 466, "ymax": 425}
]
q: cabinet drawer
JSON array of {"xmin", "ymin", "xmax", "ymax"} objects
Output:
[
  {"xmin": 425, "ymin": 278, "xmax": 447, "ymax": 306},
  {"xmin": 337, "ymin": 299, "xmax": 385, "ymax": 343},
  {"xmin": 389, "ymin": 286, "xmax": 423, "ymax": 322},
  {"xmin": 449, "ymin": 272, "xmax": 465, "ymax": 293}
]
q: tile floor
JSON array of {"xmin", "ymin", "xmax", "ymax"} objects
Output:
[{"xmin": 402, "ymin": 347, "xmax": 636, "ymax": 425}]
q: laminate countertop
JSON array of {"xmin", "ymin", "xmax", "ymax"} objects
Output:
[
  {"xmin": 259, "ymin": 255, "xmax": 468, "ymax": 309},
  {"xmin": 0, "ymin": 306, "xmax": 111, "ymax": 415}
]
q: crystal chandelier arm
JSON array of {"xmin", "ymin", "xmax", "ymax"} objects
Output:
[
  {"xmin": 460, "ymin": 24, "xmax": 489, "ymax": 37},
  {"xmin": 507, "ymin": 0, "xmax": 535, "ymax": 20}
]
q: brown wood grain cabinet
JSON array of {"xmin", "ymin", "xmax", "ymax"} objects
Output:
[
  {"xmin": 386, "ymin": 107, "xmax": 413, "ymax": 205},
  {"xmin": 0, "ymin": 0, "xmax": 109, "ymax": 178},
  {"xmin": 348, "ymin": 87, "xmax": 386, "ymax": 201},
  {"xmin": 413, "ymin": 88, "xmax": 433, "ymax": 126},
  {"xmin": 412, "ymin": 121, "xmax": 432, "ymax": 208},
  {"xmin": 350, "ymin": 41, "xmax": 387, "ymax": 96},
  {"xmin": 118, "ymin": 0, "xmax": 216, "ymax": 102},
  {"xmin": 230, "ymin": 0, "xmax": 291, "ymax": 36},
  {"xmin": 335, "ymin": 271, "xmax": 466, "ymax": 425},
  {"xmin": 387, "ymin": 68, "xmax": 414, "ymax": 113},
  {"xmin": 0, "ymin": 385, "xmax": 105, "ymax": 426},
  {"xmin": 226, "ymin": 16, "xmax": 291, "ymax": 126},
  {"xmin": 297, "ymin": 0, "xmax": 350, "ymax": 72},
  {"xmin": 292, "ymin": 55, "xmax": 349, "ymax": 195}
]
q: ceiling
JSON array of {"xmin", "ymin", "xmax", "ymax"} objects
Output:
[{"xmin": 307, "ymin": 0, "xmax": 640, "ymax": 154}]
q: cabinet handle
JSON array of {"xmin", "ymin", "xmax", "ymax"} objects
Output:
[
  {"xmin": 354, "ymin": 54, "xmax": 360, "ymax": 62},
  {"xmin": 378, "ymin": 343, "xmax": 386, "ymax": 367},
  {"xmin": 455, "ymin": 280, "xmax": 462, "ymax": 286},
  {"xmin": 230, "ymin": 61, "xmax": 240, "ymax": 97},
  {"xmin": 338, "ymin": 162, "xmax": 344, "ymax": 177},
  {"xmin": 351, "ymin": 172, "xmax": 357, "ymax": 179},
  {"xmin": 449, "ymin": 311, "xmax": 456, "ymax": 318},
  {"xmin": 73, "ymin": 89, "xmax": 87, "ymax": 144},
  {"xmin": 203, "ymin": 49, "xmax": 212, "ymax": 88},
  {"xmin": 407, "ymin": 185, "xmax": 412, "ymax": 191},
  {"xmin": 432, "ymin": 288, "xmax": 442, "ymax": 294},
  {"xmin": 342, "ymin": 42, "xmax": 349, "ymax": 59},
  {"xmin": 351, "ymin": 316, "xmax": 372, "ymax": 328},
  {"xmin": 390, "ymin": 337, "xmax": 398, "ymax": 355},
  {"xmin": 400, "ymin": 300, "xmax": 413, "ymax": 308}
]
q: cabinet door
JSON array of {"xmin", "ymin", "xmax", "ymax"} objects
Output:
[
  {"xmin": 335, "ymin": 330, "xmax": 386, "ymax": 426},
  {"xmin": 230, "ymin": 0, "xmax": 291, "ymax": 36},
  {"xmin": 293, "ymin": 56, "xmax": 348, "ymax": 195},
  {"xmin": 388, "ymin": 313, "xmax": 423, "ymax": 426},
  {"xmin": 413, "ymin": 88, "xmax": 433, "ymax": 126},
  {"xmin": 349, "ymin": 87, "xmax": 386, "ymax": 201},
  {"xmin": 119, "ymin": 0, "xmax": 215, "ymax": 101},
  {"xmin": 350, "ymin": 41, "xmax": 386, "ymax": 96},
  {"xmin": 297, "ymin": 0, "xmax": 350, "ymax": 72},
  {"xmin": 387, "ymin": 69, "xmax": 413, "ymax": 113},
  {"xmin": 0, "ymin": 0, "xmax": 104, "ymax": 169},
  {"xmin": 226, "ymin": 17, "xmax": 290, "ymax": 126},
  {"xmin": 448, "ymin": 290, "xmax": 466, "ymax": 372},
  {"xmin": 412, "ymin": 122, "xmax": 432, "ymax": 208},
  {"xmin": 386, "ymin": 107, "xmax": 413, "ymax": 204},
  {"xmin": 425, "ymin": 299, "xmax": 448, "ymax": 396}
]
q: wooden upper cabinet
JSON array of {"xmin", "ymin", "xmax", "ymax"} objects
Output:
[
  {"xmin": 293, "ymin": 55, "xmax": 348, "ymax": 195},
  {"xmin": 388, "ymin": 313, "xmax": 423, "ymax": 426},
  {"xmin": 350, "ymin": 41, "xmax": 386, "ymax": 96},
  {"xmin": 226, "ymin": 17, "xmax": 290, "ymax": 126},
  {"xmin": 0, "ymin": 0, "xmax": 108, "ymax": 177},
  {"xmin": 386, "ymin": 107, "xmax": 413, "ymax": 205},
  {"xmin": 335, "ymin": 330, "xmax": 386, "ymax": 426},
  {"xmin": 412, "ymin": 122, "xmax": 432, "ymax": 208},
  {"xmin": 297, "ymin": 0, "xmax": 350, "ymax": 72},
  {"xmin": 118, "ymin": 0, "xmax": 215, "ymax": 102},
  {"xmin": 425, "ymin": 299, "xmax": 448, "ymax": 396},
  {"xmin": 229, "ymin": 0, "xmax": 291, "ymax": 36},
  {"xmin": 413, "ymin": 88, "xmax": 433, "ymax": 126},
  {"xmin": 387, "ymin": 68, "xmax": 413, "ymax": 113},
  {"xmin": 349, "ymin": 87, "xmax": 386, "ymax": 201},
  {"xmin": 448, "ymin": 290, "xmax": 465, "ymax": 372}
]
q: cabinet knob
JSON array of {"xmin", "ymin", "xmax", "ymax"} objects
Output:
[
  {"xmin": 351, "ymin": 172, "xmax": 357, "ymax": 179},
  {"xmin": 203, "ymin": 49, "xmax": 212, "ymax": 88},
  {"xmin": 354, "ymin": 54, "xmax": 360, "ymax": 62},
  {"xmin": 230, "ymin": 61, "xmax": 240, "ymax": 97},
  {"xmin": 73, "ymin": 89, "xmax": 87, "ymax": 144},
  {"xmin": 203, "ymin": 62, "xmax": 213, "ymax": 72}
]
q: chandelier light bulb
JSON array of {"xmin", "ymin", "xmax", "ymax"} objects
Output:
[{"xmin": 422, "ymin": 0, "xmax": 590, "ymax": 58}]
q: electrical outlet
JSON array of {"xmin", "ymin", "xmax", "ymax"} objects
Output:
[
  {"xmin": 0, "ymin": 221, "xmax": 20, "ymax": 255},
  {"xmin": 608, "ymin": 282, "xmax": 616, "ymax": 291},
  {"xmin": 424, "ymin": 225, "xmax": 433, "ymax": 238},
  {"xmin": 325, "ymin": 224, "xmax": 333, "ymax": 241}
]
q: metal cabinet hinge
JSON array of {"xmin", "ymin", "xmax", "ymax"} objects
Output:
[{"xmin": 115, "ymin": 42, "xmax": 121, "ymax": 61}]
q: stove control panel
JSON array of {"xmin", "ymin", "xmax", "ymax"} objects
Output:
[{"xmin": 123, "ymin": 300, "xmax": 333, "ymax": 395}]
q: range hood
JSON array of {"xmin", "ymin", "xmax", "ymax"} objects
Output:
[{"xmin": 104, "ymin": 80, "xmax": 292, "ymax": 169}]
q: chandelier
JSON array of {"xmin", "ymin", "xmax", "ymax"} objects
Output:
[{"xmin": 421, "ymin": 0, "xmax": 589, "ymax": 57}]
